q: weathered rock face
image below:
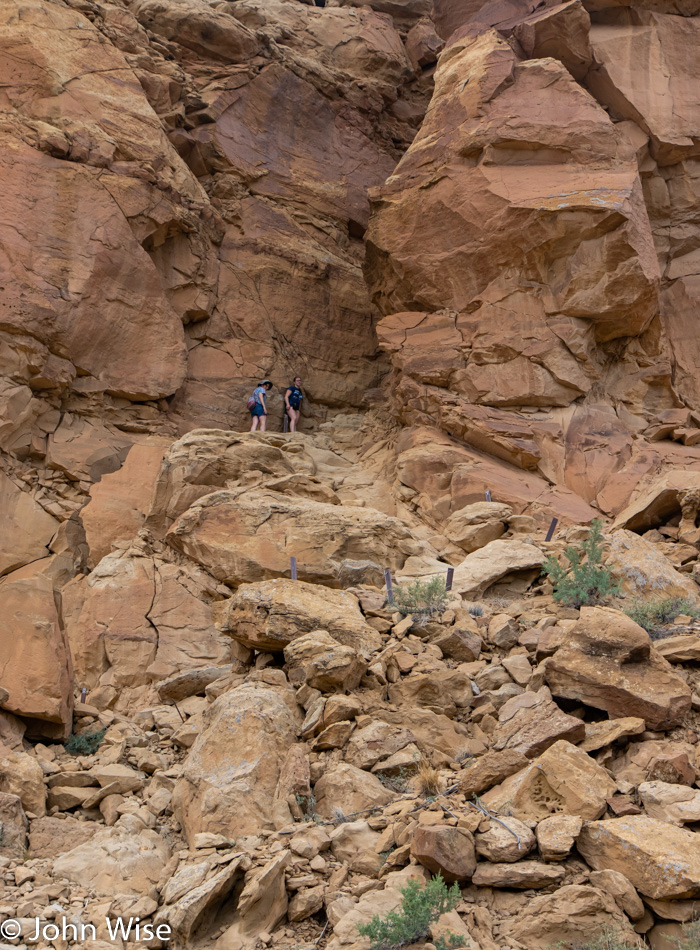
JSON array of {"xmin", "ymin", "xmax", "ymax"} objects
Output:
[{"xmin": 366, "ymin": 1, "xmax": 700, "ymax": 525}]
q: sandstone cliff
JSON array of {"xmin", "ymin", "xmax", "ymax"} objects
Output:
[{"xmin": 4, "ymin": 1, "xmax": 700, "ymax": 948}]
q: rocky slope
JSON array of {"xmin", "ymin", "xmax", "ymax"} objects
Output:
[{"xmin": 5, "ymin": 0, "xmax": 700, "ymax": 948}]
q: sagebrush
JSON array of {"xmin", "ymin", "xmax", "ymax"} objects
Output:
[
  {"xmin": 357, "ymin": 874, "xmax": 463, "ymax": 950},
  {"xmin": 392, "ymin": 576, "xmax": 448, "ymax": 621},
  {"xmin": 625, "ymin": 597, "xmax": 700, "ymax": 638},
  {"xmin": 541, "ymin": 520, "xmax": 620, "ymax": 608},
  {"xmin": 64, "ymin": 727, "xmax": 107, "ymax": 756},
  {"xmin": 569, "ymin": 922, "xmax": 700, "ymax": 950}
]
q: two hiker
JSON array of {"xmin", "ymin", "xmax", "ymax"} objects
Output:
[{"xmin": 248, "ymin": 377, "xmax": 304, "ymax": 432}]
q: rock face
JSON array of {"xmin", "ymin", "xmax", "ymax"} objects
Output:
[
  {"xmin": 173, "ymin": 683, "xmax": 301, "ymax": 842},
  {"xmin": 366, "ymin": 1, "xmax": 700, "ymax": 526},
  {"xmin": 544, "ymin": 606, "xmax": 692, "ymax": 730}
]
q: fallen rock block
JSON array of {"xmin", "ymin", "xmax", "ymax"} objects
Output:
[
  {"xmin": 474, "ymin": 816, "xmax": 535, "ymax": 863},
  {"xmin": 535, "ymin": 814, "xmax": 582, "ymax": 861},
  {"xmin": 579, "ymin": 717, "xmax": 646, "ymax": 752},
  {"xmin": 655, "ymin": 635, "xmax": 700, "ymax": 663},
  {"xmin": 544, "ymin": 606, "xmax": 691, "ymax": 730},
  {"xmin": 0, "ymin": 748, "xmax": 46, "ymax": 817},
  {"xmin": 472, "ymin": 860, "xmax": 565, "ymax": 889},
  {"xmin": 638, "ymin": 781, "xmax": 700, "ymax": 826},
  {"xmin": 453, "ymin": 541, "xmax": 545, "ymax": 598},
  {"xmin": 173, "ymin": 683, "xmax": 301, "ymax": 842},
  {"xmin": 284, "ymin": 630, "xmax": 366, "ymax": 692},
  {"xmin": 589, "ymin": 869, "xmax": 645, "ymax": 921},
  {"xmin": 410, "ymin": 824, "xmax": 476, "ymax": 882},
  {"xmin": 0, "ymin": 793, "xmax": 28, "ymax": 855},
  {"xmin": 459, "ymin": 748, "xmax": 529, "ymax": 799},
  {"xmin": 222, "ymin": 578, "xmax": 381, "ymax": 655},
  {"xmin": 483, "ymin": 740, "xmax": 616, "ymax": 821},
  {"xmin": 491, "ymin": 686, "xmax": 585, "ymax": 758},
  {"xmin": 314, "ymin": 763, "xmax": 396, "ymax": 820},
  {"xmin": 53, "ymin": 826, "xmax": 171, "ymax": 897},
  {"xmin": 506, "ymin": 884, "xmax": 636, "ymax": 948},
  {"xmin": 578, "ymin": 816, "xmax": 700, "ymax": 899}
]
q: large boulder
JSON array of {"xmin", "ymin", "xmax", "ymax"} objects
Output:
[
  {"xmin": 452, "ymin": 540, "xmax": 546, "ymax": 597},
  {"xmin": 284, "ymin": 631, "xmax": 366, "ymax": 692},
  {"xmin": 53, "ymin": 824, "xmax": 171, "ymax": 897},
  {"xmin": 222, "ymin": 578, "xmax": 381, "ymax": 654},
  {"xmin": 483, "ymin": 740, "xmax": 616, "ymax": 822},
  {"xmin": 544, "ymin": 606, "xmax": 691, "ymax": 730},
  {"xmin": 578, "ymin": 816, "xmax": 700, "ymax": 899},
  {"xmin": 314, "ymin": 763, "xmax": 396, "ymax": 819},
  {"xmin": 0, "ymin": 572, "xmax": 73, "ymax": 738},
  {"xmin": 173, "ymin": 683, "xmax": 301, "ymax": 842},
  {"xmin": 491, "ymin": 686, "xmax": 585, "ymax": 758},
  {"xmin": 606, "ymin": 529, "xmax": 700, "ymax": 603},
  {"xmin": 165, "ymin": 488, "xmax": 421, "ymax": 586},
  {"xmin": 0, "ymin": 748, "xmax": 46, "ymax": 817},
  {"xmin": 505, "ymin": 884, "xmax": 636, "ymax": 949},
  {"xmin": 411, "ymin": 824, "xmax": 477, "ymax": 882}
]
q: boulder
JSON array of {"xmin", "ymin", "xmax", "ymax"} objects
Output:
[
  {"xmin": 345, "ymin": 721, "xmax": 416, "ymax": 771},
  {"xmin": 474, "ymin": 816, "xmax": 535, "ymax": 863},
  {"xmin": 433, "ymin": 627, "xmax": 482, "ymax": 662},
  {"xmin": 506, "ymin": 885, "xmax": 636, "ymax": 948},
  {"xmin": 314, "ymin": 763, "xmax": 396, "ymax": 820},
  {"xmin": 656, "ymin": 636, "xmax": 700, "ymax": 663},
  {"xmin": 638, "ymin": 782, "xmax": 700, "ymax": 826},
  {"xmin": 579, "ymin": 717, "xmax": 646, "ymax": 752},
  {"xmin": 330, "ymin": 820, "xmax": 382, "ymax": 875},
  {"xmin": 483, "ymin": 740, "xmax": 617, "ymax": 822},
  {"xmin": 535, "ymin": 814, "xmax": 582, "ymax": 862},
  {"xmin": 214, "ymin": 852, "xmax": 290, "ymax": 950},
  {"xmin": 284, "ymin": 630, "xmax": 366, "ymax": 692},
  {"xmin": 387, "ymin": 669, "xmax": 472, "ymax": 718},
  {"xmin": 578, "ymin": 816, "xmax": 700, "ymax": 899},
  {"xmin": 544, "ymin": 606, "xmax": 691, "ymax": 730},
  {"xmin": 472, "ymin": 860, "xmax": 565, "ymax": 889},
  {"xmin": 157, "ymin": 856, "xmax": 249, "ymax": 943},
  {"xmin": 491, "ymin": 686, "xmax": 585, "ymax": 758},
  {"xmin": 173, "ymin": 683, "xmax": 301, "ymax": 842},
  {"xmin": 452, "ymin": 541, "xmax": 546, "ymax": 597},
  {"xmin": 410, "ymin": 824, "xmax": 476, "ymax": 882},
  {"xmin": 53, "ymin": 825, "xmax": 171, "ymax": 897},
  {"xmin": 165, "ymin": 488, "xmax": 421, "ymax": 586},
  {"xmin": 0, "ymin": 472, "xmax": 58, "ymax": 576},
  {"xmin": 459, "ymin": 749, "xmax": 529, "ymax": 799},
  {"xmin": 606, "ymin": 530, "xmax": 700, "ymax": 603},
  {"xmin": 222, "ymin": 578, "xmax": 381, "ymax": 654},
  {"xmin": 0, "ymin": 748, "xmax": 46, "ymax": 817}
]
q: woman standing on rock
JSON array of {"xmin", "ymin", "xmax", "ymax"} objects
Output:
[
  {"xmin": 285, "ymin": 376, "xmax": 304, "ymax": 433},
  {"xmin": 249, "ymin": 380, "xmax": 273, "ymax": 432}
]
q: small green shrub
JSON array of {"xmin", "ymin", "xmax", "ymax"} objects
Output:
[
  {"xmin": 625, "ymin": 597, "xmax": 700, "ymax": 638},
  {"xmin": 64, "ymin": 727, "xmax": 107, "ymax": 756},
  {"xmin": 392, "ymin": 576, "xmax": 448, "ymax": 622},
  {"xmin": 541, "ymin": 520, "xmax": 620, "ymax": 608},
  {"xmin": 357, "ymin": 874, "xmax": 461, "ymax": 950}
]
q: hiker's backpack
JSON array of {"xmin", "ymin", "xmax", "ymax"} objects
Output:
[
  {"xmin": 288, "ymin": 386, "xmax": 302, "ymax": 410},
  {"xmin": 246, "ymin": 394, "xmax": 256, "ymax": 410}
]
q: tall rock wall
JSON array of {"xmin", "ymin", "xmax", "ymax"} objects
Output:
[{"xmin": 366, "ymin": 0, "xmax": 700, "ymax": 526}]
